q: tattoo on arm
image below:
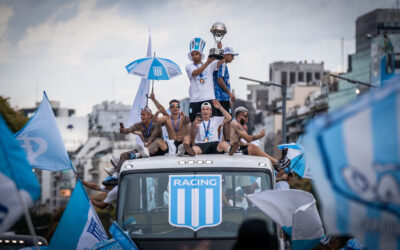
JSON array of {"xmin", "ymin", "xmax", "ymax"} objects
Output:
[{"xmin": 147, "ymin": 123, "xmax": 162, "ymax": 145}]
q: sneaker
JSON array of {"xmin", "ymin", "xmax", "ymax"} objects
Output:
[
  {"xmin": 104, "ymin": 166, "xmax": 115, "ymax": 175},
  {"xmin": 184, "ymin": 143, "xmax": 196, "ymax": 156},
  {"xmin": 136, "ymin": 144, "xmax": 150, "ymax": 158},
  {"xmin": 274, "ymin": 148, "xmax": 291, "ymax": 171},
  {"xmin": 177, "ymin": 144, "xmax": 185, "ymax": 156}
]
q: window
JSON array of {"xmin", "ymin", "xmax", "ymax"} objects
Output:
[
  {"xmin": 306, "ymin": 72, "xmax": 312, "ymax": 82},
  {"xmin": 117, "ymin": 171, "xmax": 274, "ymax": 239},
  {"xmin": 281, "ymin": 71, "xmax": 287, "ymax": 85},
  {"xmin": 290, "ymin": 72, "xmax": 296, "ymax": 84},
  {"xmin": 298, "ymin": 72, "xmax": 304, "ymax": 82},
  {"xmin": 314, "ymin": 72, "xmax": 321, "ymax": 80}
]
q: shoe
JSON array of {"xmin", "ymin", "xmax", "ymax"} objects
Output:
[
  {"xmin": 136, "ymin": 144, "xmax": 150, "ymax": 158},
  {"xmin": 274, "ymin": 148, "xmax": 291, "ymax": 171},
  {"xmin": 111, "ymin": 155, "xmax": 119, "ymax": 167},
  {"xmin": 184, "ymin": 143, "xmax": 196, "ymax": 156},
  {"xmin": 104, "ymin": 166, "xmax": 115, "ymax": 175},
  {"xmin": 177, "ymin": 144, "xmax": 185, "ymax": 156}
]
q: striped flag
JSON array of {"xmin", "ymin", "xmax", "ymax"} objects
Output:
[
  {"xmin": 48, "ymin": 180, "xmax": 107, "ymax": 249},
  {"xmin": 303, "ymin": 77, "xmax": 400, "ymax": 249}
]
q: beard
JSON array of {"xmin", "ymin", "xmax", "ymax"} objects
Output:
[{"xmin": 239, "ymin": 119, "xmax": 245, "ymax": 126}]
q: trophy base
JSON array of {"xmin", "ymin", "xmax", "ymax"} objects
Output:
[{"xmin": 209, "ymin": 48, "xmax": 224, "ymax": 60}]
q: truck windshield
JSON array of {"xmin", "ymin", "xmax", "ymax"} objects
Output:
[{"xmin": 117, "ymin": 171, "xmax": 274, "ymax": 239}]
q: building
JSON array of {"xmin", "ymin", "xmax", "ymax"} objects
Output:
[
  {"xmin": 329, "ymin": 9, "xmax": 400, "ymax": 110},
  {"xmin": 20, "ymin": 100, "xmax": 75, "ymax": 118},
  {"xmin": 247, "ymin": 85, "xmax": 269, "ymax": 110},
  {"xmin": 268, "ymin": 61, "xmax": 324, "ymax": 106},
  {"xmin": 56, "ymin": 116, "xmax": 88, "ymax": 152},
  {"xmin": 89, "ymin": 101, "xmax": 131, "ymax": 135}
]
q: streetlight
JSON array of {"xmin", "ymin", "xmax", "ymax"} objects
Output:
[{"xmin": 239, "ymin": 76, "xmax": 287, "ymax": 144}]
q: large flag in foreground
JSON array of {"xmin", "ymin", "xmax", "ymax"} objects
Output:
[
  {"xmin": 127, "ymin": 33, "xmax": 152, "ymax": 128},
  {"xmin": 48, "ymin": 180, "xmax": 107, "ymax": 250},
  {"xmin": 278, "ymin": 143, "xmax": 310, "ymax": 179},
  {"xmin": 303, "ymin": 76, "xmax": 400, "ymax": 249},
  {"xmin": 15, "ymin": 92, "xmax": 72, "ymax": 171},
  {"xmin": 248, "ymin": 189, "xmax": 324, "ymax": 250},
  {"xmin": 0, "ymin": 114, "xmax": 40, "ymax": 233}
]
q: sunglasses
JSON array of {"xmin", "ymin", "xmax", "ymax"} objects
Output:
[{"xmin": 170, "ymin": 104, "xmax": 180, "ymax": 108}]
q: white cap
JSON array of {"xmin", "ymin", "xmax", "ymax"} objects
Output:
[
  {"xmin": 201, "ymin": 102, "xmax": 212, "ymax": 109},
  {"xmin": 223, "ymin": 47, "xmax": 239, "ymax": 56}
]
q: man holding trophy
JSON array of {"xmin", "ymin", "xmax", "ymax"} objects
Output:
[{"xmin": 185, "ymin": 37, "xmax": 224, "ymax": 122}]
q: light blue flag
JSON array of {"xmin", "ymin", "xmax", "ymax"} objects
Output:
[
  {"xmin": 109, "ymin": 221, "xmax": 138, "ymax": 250},
  {"xmin": 0, "ymin": 114, "xmax": 40, "ymax": 233},
  {"xmin": 278, "ymin": 143, "xmax": 310, "ymax": 178},
  {"xmin": 15, "ymin": 92, "xmax": 72, "ymax": 171},
  {"xmin": 248, "ymin": 189, "xmax": 324, "ymax": 250},
  {"xmin": 303, "ymin": 76, "xmax": 400, "ymax": 249},
  {"xmin": 91, "ymin": 239, "xmax": 122, "ymax": 250},
  {"xmin": 48, "ymin": 180, "xmax": 107, "ymax": 250}
]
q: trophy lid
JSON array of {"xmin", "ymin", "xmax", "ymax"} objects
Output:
[{"xmin": 210, "ymin": 22, "xmax": 227, "ymax": 37}]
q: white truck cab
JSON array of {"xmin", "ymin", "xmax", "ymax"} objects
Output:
[{"xmin": 116, "ymin": 154, "xmax": 282, "ymax": 250}]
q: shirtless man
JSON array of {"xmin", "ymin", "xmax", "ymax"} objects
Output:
[
  {"xmin": 115, "ymin": 108, "xmax": 167, "ymax": 172},
  {"xmin": 229, "ymin": 106, "xmax": 277, "ymax": 165},
  {"xmin": 149, "ymin": 93, "xmax": 195, "ymax": 156}
]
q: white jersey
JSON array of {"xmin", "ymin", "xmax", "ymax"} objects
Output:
[
  {"xmin": 195, "ymin": 116, "xmax": 224, "ymax": 144},
  {"xmin": 185, "ymin": 60, "xmax": 219, "ymax": 102}
]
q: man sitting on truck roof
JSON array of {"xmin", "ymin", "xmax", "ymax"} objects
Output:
[
  {"xmin": 114, "ymin": 107, "xmax": 168, "ymax": 172},
  {"xmin": 229, "ymin": 107, "xmax": 278, "ymax": 165},
  {"xmin": 149, "ymin": 92, "xmax": 196, "ymax": 156},
  {"xmin": 190, "ymin": 100, "xmax": 231, "ymax": 155}
]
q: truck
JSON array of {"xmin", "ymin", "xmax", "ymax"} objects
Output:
[{"xmin": 116, "ymin": 154, "xmax": 283, "ymax": 250}]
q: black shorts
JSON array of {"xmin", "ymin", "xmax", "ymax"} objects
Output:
[
  {"xmin": 214, "ymin": 101, "xmax": 231, "ymax": 116},
  {"xmin": 174, "ymin": 140, "xmax": 182, "ymax": 153},
  {"xmin": 152, "ymin": 144, "xmax": 169, "ymax": 156},
  {"xmin": 197, "ymin": 141, "xmax": 224, "ymax": 154},
  {"xmin": 189, "ymin": 100, "xmax": 219, "ymax": 122},
  {"xmin": 239, "ymin": 145, "xmax": 249, "ymax": 155}
]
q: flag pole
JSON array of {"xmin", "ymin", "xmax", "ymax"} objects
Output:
[
  {"xmin": 18, "ymin": 192, "xmax": 40, "ymax": 250},
  {"xmin": 152, "ymin": 52, "xmax": 156, "ymax": 94}
]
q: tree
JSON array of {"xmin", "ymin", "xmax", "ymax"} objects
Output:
[{"xmin": 0, "ymin": 96, "xmax": 28, "ymax": 133}]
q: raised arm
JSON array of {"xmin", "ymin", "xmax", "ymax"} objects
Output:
[
  {"xmin": 212, "ymin": 99, "xmax": 231, "ymax": 123},
  {"xmin": 192, "ymin": 57, "xmax": 215, "ymax": 76},
  {"xmin": 149, "ymin": 93, "xmax": 169, "ymax": 116}
]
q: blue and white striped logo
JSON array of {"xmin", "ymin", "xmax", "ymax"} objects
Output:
[{"xmin": 169, "ymin": 175, "xmax": 222, "ymax": 231}]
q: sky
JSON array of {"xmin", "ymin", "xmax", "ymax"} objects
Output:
[{"xmin": 0, "ymin": 0, "xmax": 397, "ymax": 116}]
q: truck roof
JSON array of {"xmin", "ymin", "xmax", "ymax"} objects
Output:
[{"xmin": 119, "ymin": 154, "xmax": 274, "ymax": 172}]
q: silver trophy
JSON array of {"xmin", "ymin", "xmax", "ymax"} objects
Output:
[{"xmin": 209, "ymin": 22, "xmax": 227, "ymax": 59}]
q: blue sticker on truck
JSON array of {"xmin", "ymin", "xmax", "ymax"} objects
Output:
[{"xmin": 169, "ymin": 175, "xmax": 222, "ymax": 231}]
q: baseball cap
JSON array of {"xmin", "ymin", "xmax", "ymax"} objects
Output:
[
  {"xmin": 201, "ymin": 102, "xmax": 212, "ymax": 109},
  {"xmin": 234, "ymin": 106, "xmax": 248, "ymax": 116},
  {"xmin": 223, "ymin": 47, "xmax": 239, "ymax": 56},
  {"xmin": 102, "ymin": 175, "xmax": 118, "ymax": 186}
]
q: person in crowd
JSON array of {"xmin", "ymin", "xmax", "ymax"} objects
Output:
[
  {"xmin": 78, "ymin": 175, "xmax": 119, "ymax": 209},
  {"xmin": 149, "ymin": 92, "xmax": 195, "ymax": 156},
  {"xmin": 189, "ymin": 100, "xmax": 231, "ymax": 155},
  {"xmin": 229, "ymin": 107, "xmax": 278, "ymax": 165},
  {"xmin": 112, "ymin": 107, "xmax": 167, "ymax": 172},
  {"xmin": 233, "ymin": 219, "xmax": 278, "ymax": 250},
  {"xmin": 185, "ymin": 37, "xmax": 224, "ymax": 122}
]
